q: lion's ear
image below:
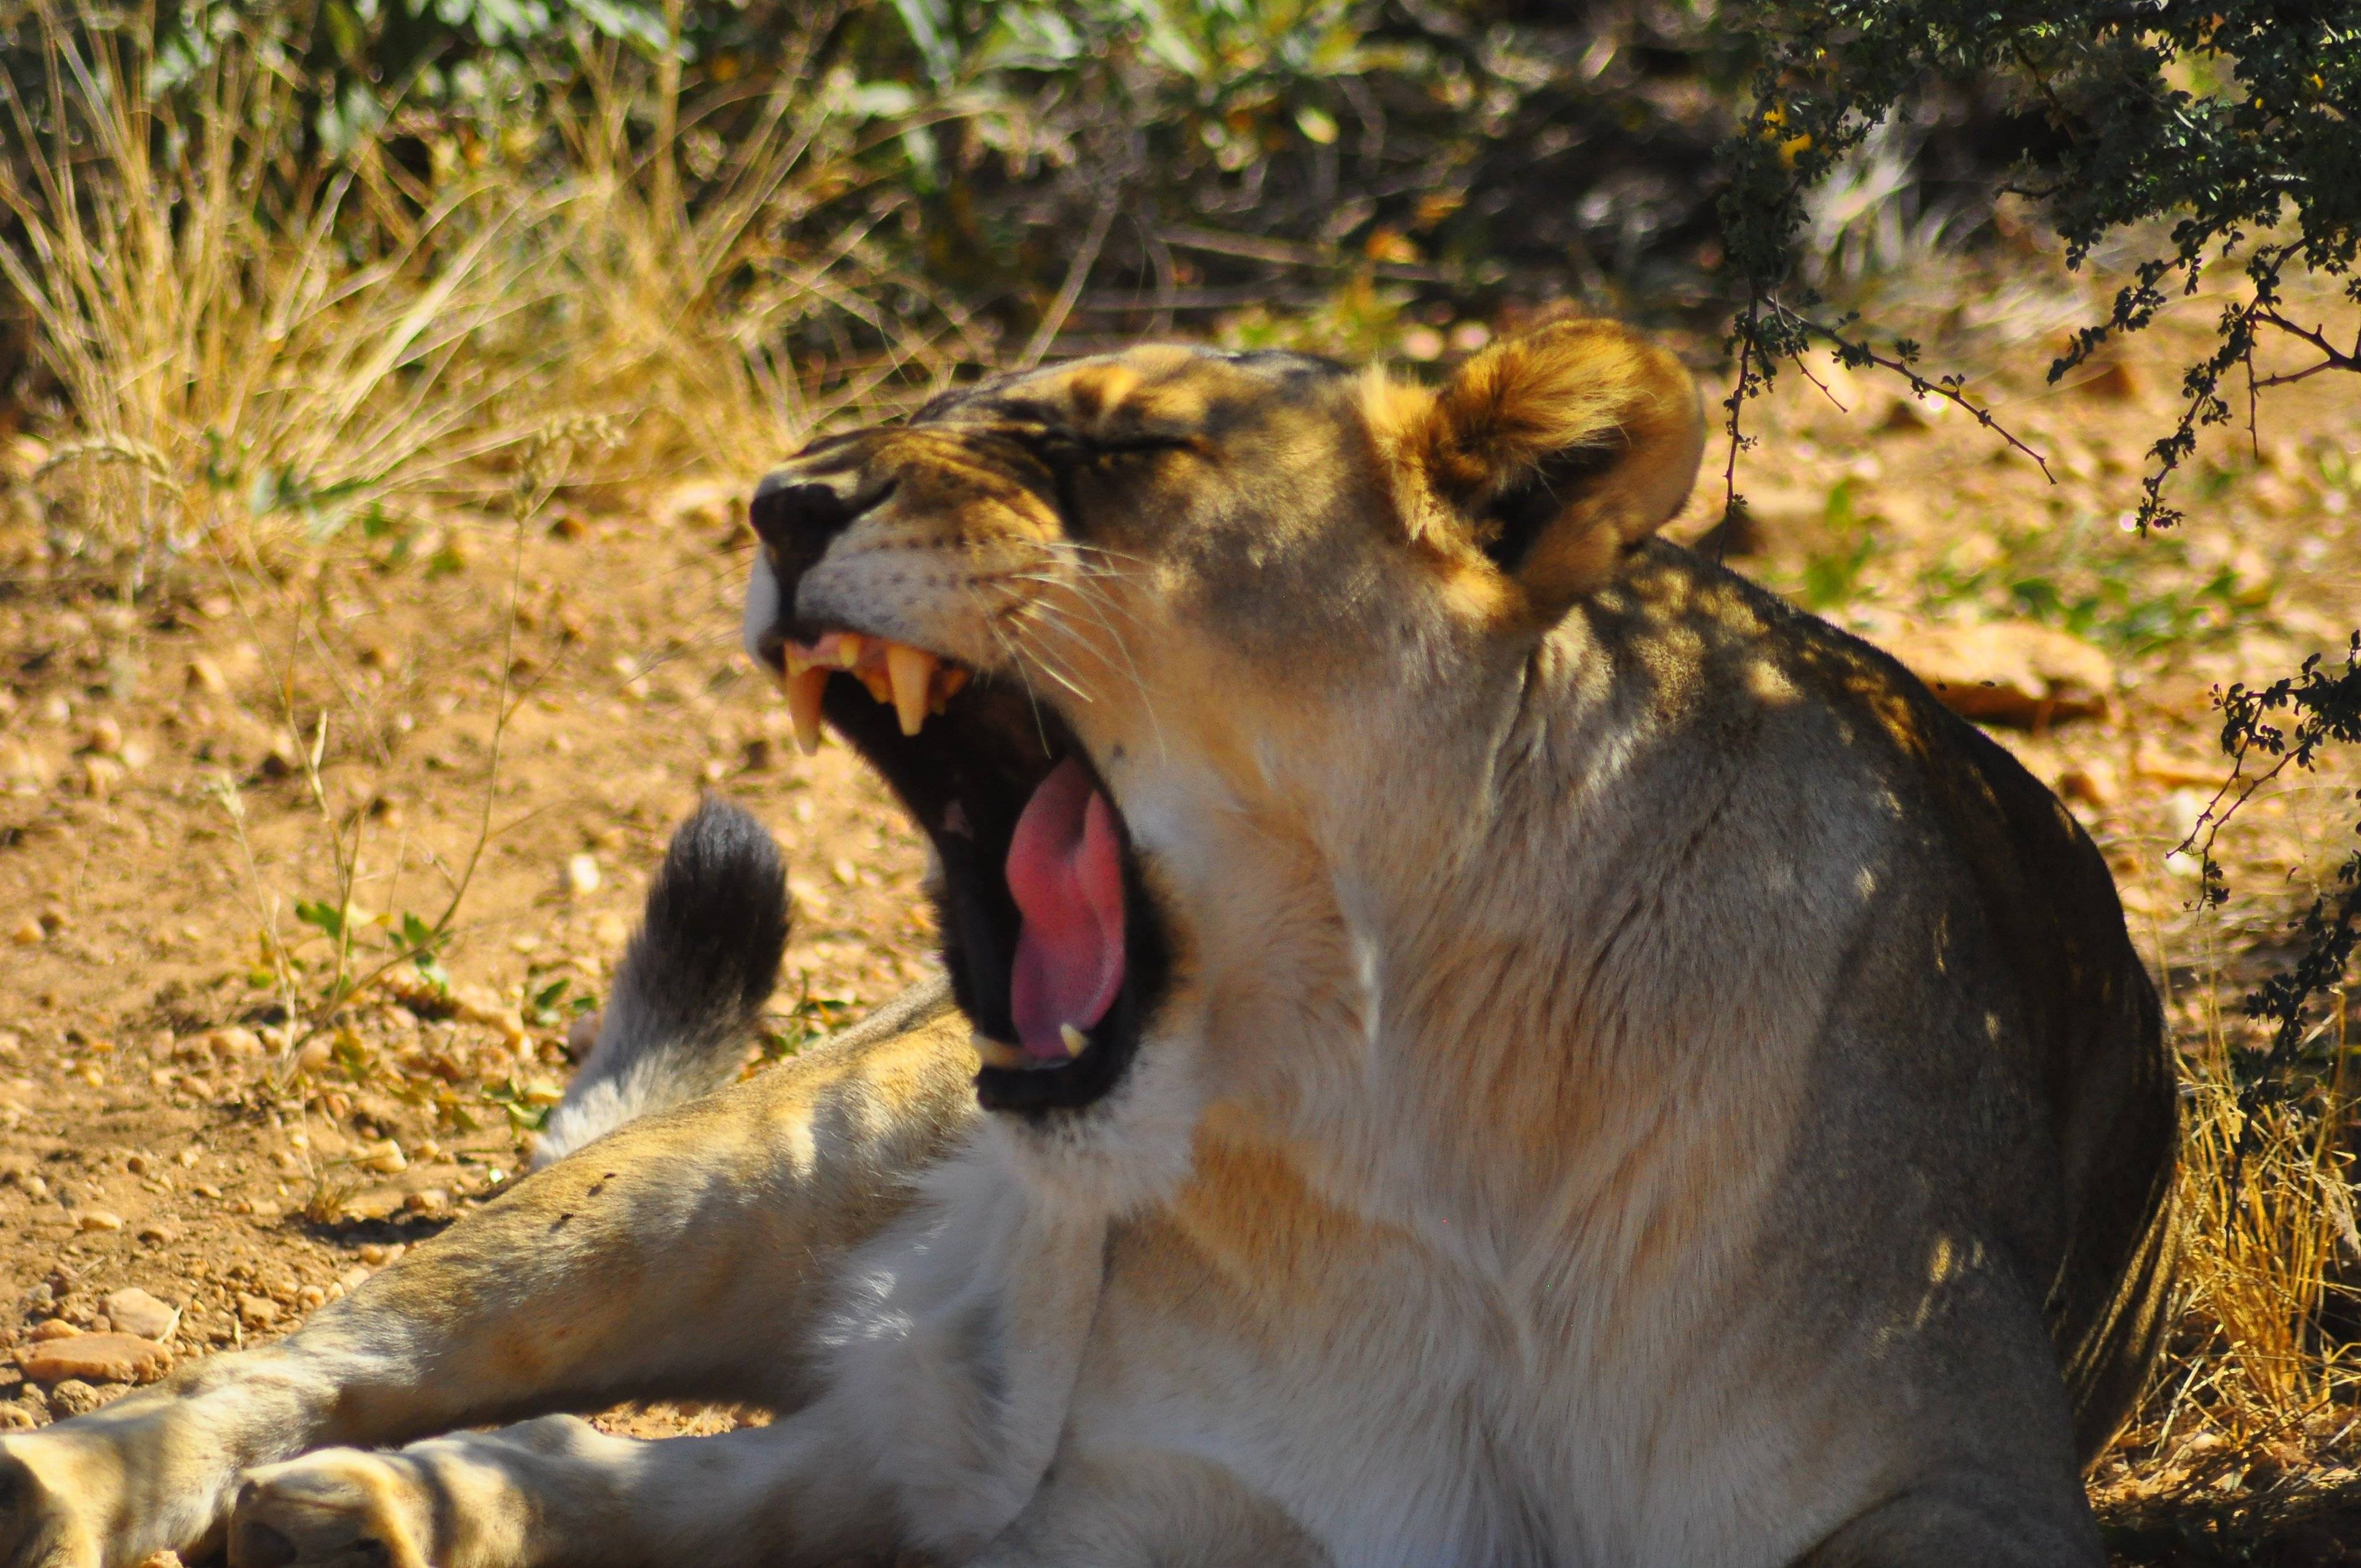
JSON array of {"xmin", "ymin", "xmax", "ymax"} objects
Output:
[{"xmin": 1367, "ymin": 320, "xmax": 1705, "ymax": 616}]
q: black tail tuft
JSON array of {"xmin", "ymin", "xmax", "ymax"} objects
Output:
[{"xmin": 532, "ymin": 797, "xmax": 790, "ymax": 1166}]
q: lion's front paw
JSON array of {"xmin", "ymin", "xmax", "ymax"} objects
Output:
[
  {"xmin": 0, "ymin": 1439, "xmax": 100, "ymax": 1568},
  {"xmin": 227, "ymin": 1454, "xmax": 430, "ymax": 1568}
]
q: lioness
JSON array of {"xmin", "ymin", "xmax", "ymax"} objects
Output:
[{"xmin": 0, "ymin": 322, "xmax": 2176, "ymax": 1567}]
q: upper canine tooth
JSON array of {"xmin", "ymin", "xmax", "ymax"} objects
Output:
[
  {"xmin": 782, "ymin": 666, "xmax": 828, "ymax": 756},
  {"xmin": 975, "ymin": 1039, "xmax": 1032, "ymax": 1072},
  {"xmin": 886, "ymin": 644, "xmax": 938, "ymax": 737}
]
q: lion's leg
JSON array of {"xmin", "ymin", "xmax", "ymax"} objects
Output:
[
  {"xmin": 1793, "ymin": 1478, "xmax": 2103, "ymax": 1567},
  {"xmin": 969, "ymin": 1454, "xmax": 1334, "ymax": 1568},
  {"xmin": 219, "ymin": 1431, "xmax": 1332, "ymax": 1568},
  {"xmin": 0, "ymin": 1013, "xmax": 979, "ymax": 1568},
  {"xmin": 220, "ymin": 1410, "xmax": 912, "ymax": 1568}
]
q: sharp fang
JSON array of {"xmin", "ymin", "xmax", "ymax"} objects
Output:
[
  {"xmin": 834, "ymin": 632, "xmax": 864, "ymax": 668},
  {"xmin": 781, "ymin": 667, "xmax": 828, "ymax": 756},
  {"xmin": 886, "ymin": 644, "xmax": 937, "ymax": 737},
  {"xmin": 858, "ymin": 666, "xmax": 895, "ymax": 706},
  {"xmin": 975, "ymin": 1039, "xmax": 1032, "ymax": 1072},
  {"xmin": 1060, "ymin": 1023, "xmax": 1088, "ymax": 1058},
  {"xmin": 930, "ymin": 665, "xmax": 970, "ymax": 716}
]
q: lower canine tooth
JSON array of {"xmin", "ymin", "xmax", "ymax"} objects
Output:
[
  {"xmin": 929, "ymin": 665, "xmax": 970, "ymax": 715},
  {"xmin": 1060, "ymin": 1023, "xmax": 1088, "ymax": 1058},
  {"xmin": 886, "ymin": 644, "xmax": 938, "ymax": 737},
  {"xmin": 975, "ymin": 1039, "xmax": 1032, "ymax": 1072},
  {"xmin": 781, "ymin": 666, "xmax": 828, "ymax": 756}
]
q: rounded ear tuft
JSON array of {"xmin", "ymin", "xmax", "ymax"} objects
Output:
[{"xmin": 1369, "ymin": 319, "xmax": 1705, "ymax": 616}]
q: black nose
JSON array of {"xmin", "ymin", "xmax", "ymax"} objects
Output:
[{"xmin": 748, "ymin": 472, "xmax": 858, "ymax": 555}]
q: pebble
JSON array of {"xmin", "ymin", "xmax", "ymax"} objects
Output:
[
  {"xmin": 135, "ymin": 1221, "xmax": 181, "ymax": 1245},
  {"xmin": 186, "ymin": 655, "xmax": 229, "ymax": 696},
  {"xmin": 9, "ymin": 918, "xmax": 42, "ymax": 946},
  {"xmin": 29, "ymin": 1319, "xmax": 80, "ymax": 1342},
  {"xmin": 101, "ymin": 1288, "xmax": 180, "ymax": 1342},
  {"xmin": 566, "ymin": 853, "xmax": 602, "ymax": 897},
  {"xmin": 356, "ymin": 1138, "xmax": 407, "ymax": 1175},
  {"xmin": 20, "ymin": 1333, "xmax": 172, "ymax": 1385},
  {"xmin": 76, "ymin": 1210, "xmax": 126, "ymax": 1232},
  {"xmin": 236, "ymin": 1294, "xmax": 280, "ymax": 1329},
  {"xmin": 44, "ymin": 1379, "xmax": 124, "ymax": 1416}
]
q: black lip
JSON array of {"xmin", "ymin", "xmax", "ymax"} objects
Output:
[{"xmin": 815, "ymin": 671, "xmax": 1169, "ymax": 1115}]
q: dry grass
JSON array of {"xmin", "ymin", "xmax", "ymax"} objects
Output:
[{"xmin": 0, "ymin": 0, "xmax": 973, "ymax": 596}]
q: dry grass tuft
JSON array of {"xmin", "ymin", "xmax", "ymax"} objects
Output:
[
  {"xmin": 0, "ymin": 1, "xmax": 970, "ymax": 598},
  {"xmin": 0, "ymin": 3, "xmax": 561, "ymax": 588}
]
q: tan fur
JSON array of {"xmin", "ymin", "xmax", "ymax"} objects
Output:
[{"xmin": 0, "ymin": 323, "xmax": 2173, "ymax": 1568}]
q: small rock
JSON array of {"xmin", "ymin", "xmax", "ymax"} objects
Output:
[
  {"xmin": 29, "ymin": 1319, "xmax": 80, "ymax": 1342},
  {"xmin": 0, "ymin": 1401, "xmax": 38, "ymax": 1430},
  {"xmin": 1880, "ymin": 622, "xmax": 2115, "ymax": 728},
  {"xmin": 186, "ymin": 655, "xmax": 229, "ymax": 696},
  {"xmin": 20, "ymin": 1333, "xmax": 172, "ymax": 1385},
  {"xmin": 1876, "ymin": 395, "xmax": 1943, "ymax": 433},
  {"xmin": 403, "ymin": 1188, "xmax": 449, "ymax": 1216},
  {"xmin": 450, "ymin": 989, "xmax": 526, "ymax": 1047},
  {"xmin": 2055, "ymin": 760, "xmax": 2119, "ymax": 810},
  {"xmin": 76, "ymin": 1210, "xmax": 125, "ymax": 1233},
  {"xmin": 86, "ymin": 715, "xmax": 124, "ymax": 756},
  {"xmin": 2072, "ymin": 360, "xmax": 2142, "ymax": 402},
  {"xmin": 566, "ymin": 853, "xmax": 601, "ymax": 897},
  {"xmin": 82, "ymin": 755, "xmax": 125, "ymax": 799},
  {"xmin": 356, "ymin": 1138, "xmax": 407, "ymax": 1175},
  {"xmin": 236, "ymin": 1294, "xmax": 280, "ymax": 1329},
  {"xmin": 135, "ymin": 1221, "xmax": 180, "ymax": 1245},
  {"xmin": 101, "ymin": 1288, "xmax": 179, "ymax": 1342},
  {"xmin": 9, "ymin": 918, "xmax": 41, "ymax": 946},
  {"xmin": 44, "ymin": 1379, "xmax": 127, "ymax": 1417}
]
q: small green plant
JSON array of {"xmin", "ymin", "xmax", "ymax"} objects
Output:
[
  {"xmin": 757, "ymin": 980, "xmax": 863, "ymax": 1063},
  {"xmin": 1795, "ymin": 478, "xmax": 1880, "ymax": 609}
]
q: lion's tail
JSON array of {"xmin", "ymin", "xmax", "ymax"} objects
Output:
[{"xmin": 531, "ymin": 797, "xmax": 790, "ymax": 1169}]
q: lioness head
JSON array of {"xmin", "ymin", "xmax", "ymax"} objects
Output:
[{"xmin": 744, "ymin": 322, "xmax": 1703, "ymax": 1197}]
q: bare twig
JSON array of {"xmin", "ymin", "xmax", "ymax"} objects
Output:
[{"xmin": 1019, "ymin": 190, "xmax": 1120, "ymax": 370}]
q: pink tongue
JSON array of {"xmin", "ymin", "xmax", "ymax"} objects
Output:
[{"xmin": 1006, "ymin": 758, "xmax": 1127, "ymax": 1060}]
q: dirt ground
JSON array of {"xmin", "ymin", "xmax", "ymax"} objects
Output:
[{"xmin": 2, "ymin": 309, "xmax": 2359, "ymax": 1562}]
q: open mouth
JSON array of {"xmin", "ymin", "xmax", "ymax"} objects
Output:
[{"xmin": 765, "ymin": 630, "xmax": 1170, "ymax": 1115}]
